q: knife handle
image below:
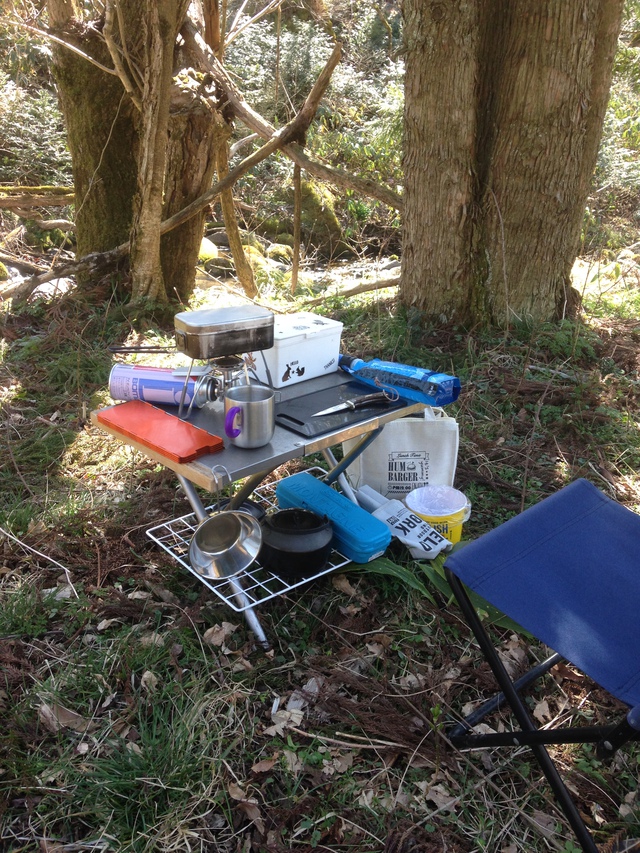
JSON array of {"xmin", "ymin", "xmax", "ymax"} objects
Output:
[{"xmin": 351, "ymin": 392, "xmax": 392, "ymax": 409}]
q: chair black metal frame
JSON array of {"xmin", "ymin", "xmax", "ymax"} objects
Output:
[{"xmin": 443, "ymin": 478, "xmax": 640, "ymax": 852}]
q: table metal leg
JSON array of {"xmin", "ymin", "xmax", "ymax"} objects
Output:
[
  {"xmin": 321, "ymin": 447, "xmax": 358, "ymax": 504},
  {"xmin": 324, "ymin": 427, "xmax": 383, "ymax": 486},
  {"xmin": 177, "ymin": 474, "xmax": 271, "ymax": 651},
  {"xmin": 228, "ymin": 469, "xmax": 275, "ymax": 510},
  {"xmin": 177, "ymin": 474, "xmax": 209, "ymax": 523}
]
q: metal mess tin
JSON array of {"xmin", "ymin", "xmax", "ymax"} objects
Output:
[{"xmin": 174, "ymin": 306, "xmax": 274, "ymax": 360}]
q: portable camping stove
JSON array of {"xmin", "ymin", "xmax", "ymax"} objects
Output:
[{"xmin": 173, "ymin": 305, "xmax": 275, "ymax": 418}]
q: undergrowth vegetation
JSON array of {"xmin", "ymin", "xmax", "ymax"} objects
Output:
[{"xmin": 1, "ymin": 268, "xmax": 639, "ymax": 851}]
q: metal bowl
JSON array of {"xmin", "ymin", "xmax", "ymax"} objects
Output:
[{"xmin": 189, "ymin": 510, "xmax": 262, "ymax": 580}]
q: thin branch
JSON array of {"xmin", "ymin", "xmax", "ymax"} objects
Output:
[
  {"xmin": 303, "ymin": 275, "xmax": 400, "ymax": 306},
  {"xmin": 0, "ymin": 523, "xmax": 79, "ymax": 598},
  {"xmin": 225, "ymin": 0, "xmax": 283, "ymax": 49},
  {"xmin": 181, "ymin": 21, "xmax": 403, "ymax": 211},
  {"xmin": 103, "ymin": 0, "xmax": 142, "ymax": 110},
  {"xmin": 16, "ymin": 21, "xmax": 118, "ymax": 77},
  {"xmin": 291, "ymin": 163, "xmax": 301, "ymax": 294}
]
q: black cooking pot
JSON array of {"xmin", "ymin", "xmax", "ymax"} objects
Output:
[
  {"xmin": 209, "ymin": 498, "xmax": 266, "ymax": 523},
  {"xmin": 259, "ymin": 508, "xmax": 333, "ymax": 581}
]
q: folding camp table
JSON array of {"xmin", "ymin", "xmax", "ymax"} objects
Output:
[{"xmin": 92, "ymin": 370, "xmax": 425, "ymax": 648}]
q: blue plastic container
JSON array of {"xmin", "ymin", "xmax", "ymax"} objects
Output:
[{"xmin": 276, "ymin": 472, "xmax": 391, "ymax": 563}]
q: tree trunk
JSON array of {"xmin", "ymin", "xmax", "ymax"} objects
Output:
[
  {"xmin": 47, "ymin": 8, "xmax": 139, "ymax": 270},
  {"xmin": 129, "ymin": 0, "xmax": 181, "ymax": 303},
  {"xmin": 401, "ymin": 0, "xmax": 623, "ymax": 327},
  {"xmin": 46, "ymin": 0, "xmax": 229, "ymax": 303},
  {"xmin": 160, "ymin": 90, "xmax": 226, "ymax": 301}
]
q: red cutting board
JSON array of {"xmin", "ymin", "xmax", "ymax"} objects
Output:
[{"xmin": 96, "ymin": 400, "xmax": 224, "ymax": 463}]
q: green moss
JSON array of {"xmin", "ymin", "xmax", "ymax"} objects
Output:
[{"xmin": 266, "ymin": 243, "xmax": 294, "ymax": 262}]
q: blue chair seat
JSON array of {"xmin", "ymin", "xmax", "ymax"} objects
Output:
[
  {"xmin": 443, "ymin": 478, "xmax": 640, "ymax": 853},
  {"xmin": 445, "ymin": 478, "xmax": 640, "ymax": 708}
]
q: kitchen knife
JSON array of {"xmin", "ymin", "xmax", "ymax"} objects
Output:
[{"xmin": 311, "ymin": 392, "xmax": 394, "ymax": 417}]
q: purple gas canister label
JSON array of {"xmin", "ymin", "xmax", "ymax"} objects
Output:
[{"xmin": 108, "ymin": 364, "xmax": 210, "ymax": 408}]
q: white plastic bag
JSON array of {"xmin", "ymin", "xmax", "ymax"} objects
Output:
[{"xmin": 342, "ymin": 407, "xmax": 459, "ymax": 499}]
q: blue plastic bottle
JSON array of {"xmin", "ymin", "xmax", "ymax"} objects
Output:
[{"xmin": 339, "ymin": 354, "xmax": 460, "ymax": 407}]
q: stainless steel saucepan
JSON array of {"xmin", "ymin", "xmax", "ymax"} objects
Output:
[{"xmin": 188, "ymin": 466, "xmax": 262, "ymax": 581}]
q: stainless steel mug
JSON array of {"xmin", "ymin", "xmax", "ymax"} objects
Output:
[{"xmin": 224, "ymin": 384, "xmax": 275, "ymax": 449}]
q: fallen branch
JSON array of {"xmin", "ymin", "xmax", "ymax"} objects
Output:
[
  {"xmin": 29, "ymin": 218, "xmax": 75, "ymax": 231},
  {"xmin": 0, "ymin": 250, "xmax": 48, "ymax": 275},
  {"xmin": 303, "ymin": 274, "xmax": 400, "ymax": 306},
  {"xmin": 0, "ymin": 190, "xmax": 75, "ymax": 210}
]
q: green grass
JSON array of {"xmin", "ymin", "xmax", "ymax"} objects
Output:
[{"xmin": 1, "ymin": 274, "xmax": 639, "ymax": 851}]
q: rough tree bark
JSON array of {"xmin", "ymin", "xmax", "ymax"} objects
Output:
[
  {"xmin": 128, "ymin": 0, "xmax": 185, "ymax": 303},
  {"xmin": 401, "ymin": 0, "xmax": 624, "ymax": 327},
  {"xmin": 46, "ymin": 2, "xmax": 138, "ymax": 264},
  {"xmin": 45, "ymin": 0, "xmax": 228, "ymax": 303},
  {"xmin": 42, "ymin": 1, "xmax": 358, "ymax": 305}
]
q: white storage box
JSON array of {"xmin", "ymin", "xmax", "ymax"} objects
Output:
[{"xmin": 246, "ymin": 312, "xmax": 343, "ymax": 388}]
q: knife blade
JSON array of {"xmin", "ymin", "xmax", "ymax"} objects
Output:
[{"xmin": 312, "ymin": 392, "xmax": 394, "ymax": 417}]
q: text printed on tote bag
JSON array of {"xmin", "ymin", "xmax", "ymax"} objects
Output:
[{"xmin": 387, "ymin": 451, "xmax": 429, "ymax": 494}]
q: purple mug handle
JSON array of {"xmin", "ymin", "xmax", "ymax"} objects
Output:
[{"xmin": 224, "ymin": 406, "xmax": 242, "ymax": 438}]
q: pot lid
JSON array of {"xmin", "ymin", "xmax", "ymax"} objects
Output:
[{"xmin": 174, "ymin": 306, "xmax": 274, "ymax": 335}]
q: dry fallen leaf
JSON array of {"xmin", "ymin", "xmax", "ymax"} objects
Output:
[
  {"xmin": 263, "ymin": 708, "xmax": 304, "ymax": 736},
  {"xmin": 127, "ymin": 590, "xmax": 152, "ymax": 600},
  {"xmin": 38, "ymin": 702, "xmax": 98, "ymax": 734},
  {"xmin": 498, "ymin": 636, "xmax": 527, "ymax": 678},
  {"xmin": 144, "ymin": 581, "xmax": 180, "ymax": 605},
  {"xmin": 357, "ymin": 788, "xmax": 374, "ymax": 808},
  {"xmin": 139, "ymin": 631, "xmax": 164, "ymax": 647},
  {"xmin": 96, "ymin": 618, "xmax": 121, "ymax": 632},
  {"xmin": 251, "ymin": 757, "xmax": 278, "ymax": 774},
  {"xmin": 416, "ymin": 781, "xmax": 458, "ymax": 812},
  {"xmin": 554, "ymin": 661, "xmax": 585, "ymax": 683},
  {"xmin": 286, "ymin": 676, "xmax": 323, "ymax": 711},
  {"xmin": 619, "ymin": 790, "xmax": 638, "ymax": 819},
  {"xmin": 203, "ymin": 622, "xmax": 239, "ymax": 647},
  {"xmin": 231, "ymin": 656, "xmax": 254, "ymax": 673},
  {"xmin": 398, "ymin": 673, "xmax": 427, "ymax": 690},
  {"xmin": 329, "ymin": 750, "xmax": 354, "ymax": 774},
  {"xmin": 530, "ymin": 810, "xmax": 557, "ymax": 838},
  {"xmin": 533, "ymin": 698, "xmax": 551, "ymax": 723},
  {"xmin": 332, "ymin": 574, "xmax": 357, "ymax": 596},
  {"xmin": 140, "ymin": 670, "xmax": 159, "ymax": 692},
  {"xmin": 228, "ymin": 782, "xmax": 247, "ymax": 800},
  {"xmin": 283, "ymin": 748, "xmax": 304, "ymax": 776},
  {"xmin": 237, "ymin": 799, "xmax": 265, "ymax": 835}
]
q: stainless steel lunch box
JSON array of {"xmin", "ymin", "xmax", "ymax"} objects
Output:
[{"xmin": 174, "ymin": 306, "xmax": 275, "ymax": 359}]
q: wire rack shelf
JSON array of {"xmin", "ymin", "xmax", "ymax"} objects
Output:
[{"xmin": 145, "ymin": 469, "xmax": 351, "ymax": 612}]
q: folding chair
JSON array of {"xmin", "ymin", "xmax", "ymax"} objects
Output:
[{"xmin": 443, "ymin": 478, "xmax": 640, "ymax": 852}]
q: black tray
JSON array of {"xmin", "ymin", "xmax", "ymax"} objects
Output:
[{"xmin": 275, "ymin": 380, "xmax": 409, "ymax": 438}]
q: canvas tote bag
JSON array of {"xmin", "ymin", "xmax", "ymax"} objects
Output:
[{"xmin": 342, "ymin": 407, "xmax": 459, "ymax": 498}]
